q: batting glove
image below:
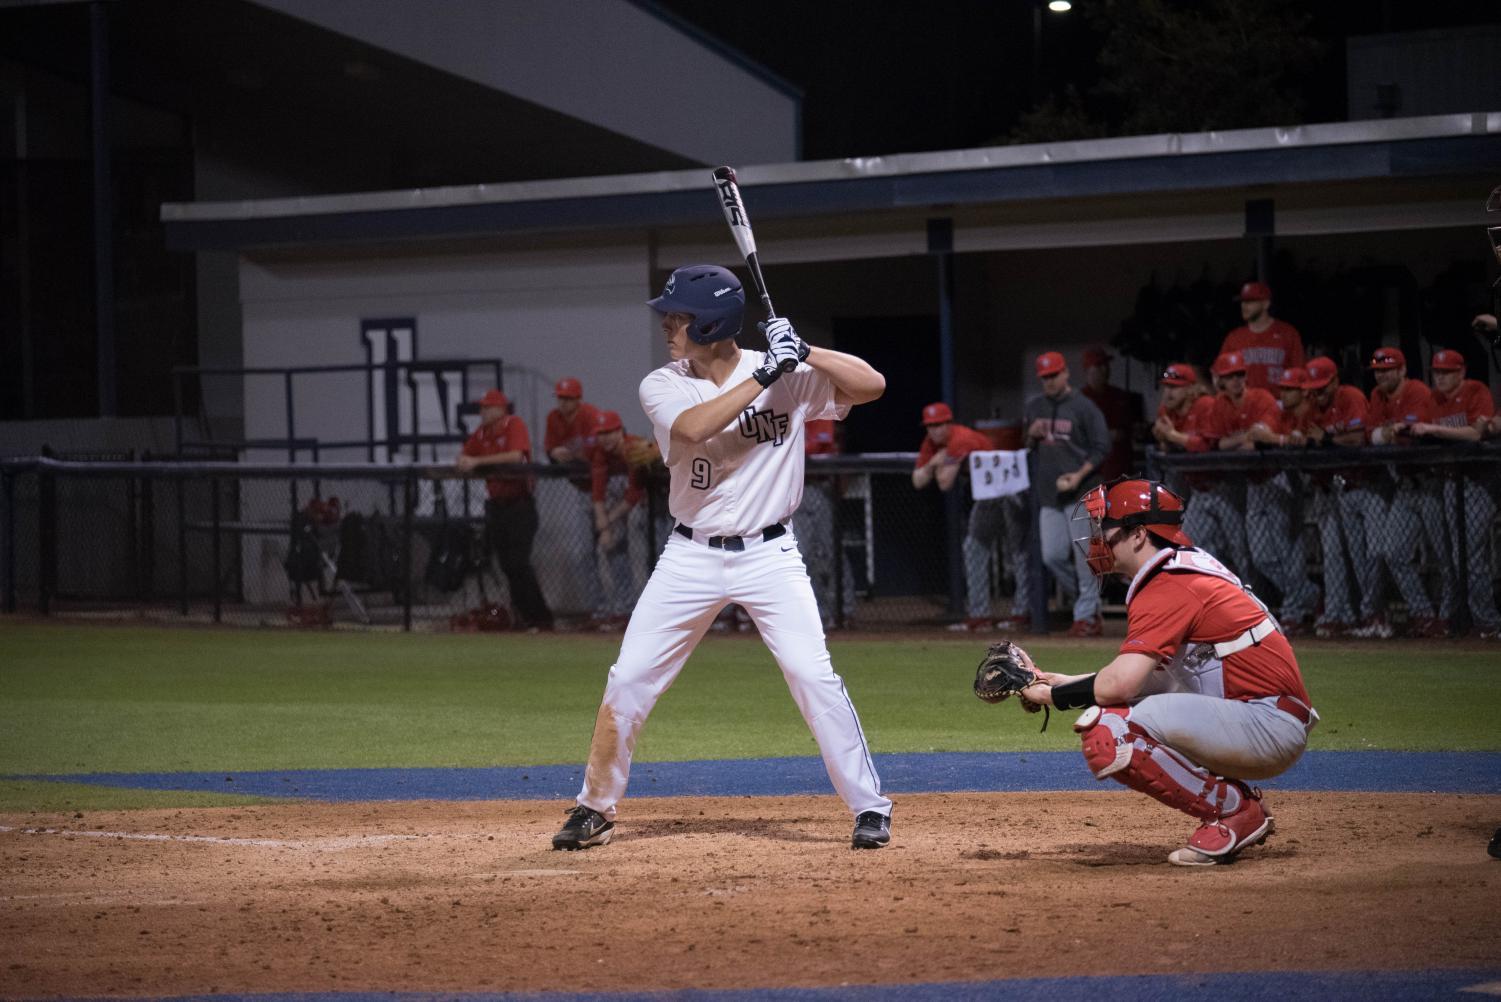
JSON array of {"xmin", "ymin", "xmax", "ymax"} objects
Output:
[
  {"xmin": 752, "ymin": 356, "xmax": 784, "ymax": 388},
  {"xmin": 760, "ymin": 317, "xmax": 810, "ymax": 371}
]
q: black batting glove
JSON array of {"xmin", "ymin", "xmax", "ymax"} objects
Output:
[{"xmin": 752, "ymin": 357, "xmax": 784, "ymax": 388}]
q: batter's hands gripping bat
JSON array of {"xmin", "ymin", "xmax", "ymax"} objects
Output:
[{"xmin": 713, "ymin": 166, "xmax": 796, "ymax": 372}]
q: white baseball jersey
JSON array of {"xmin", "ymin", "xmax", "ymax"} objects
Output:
[{"xmin": 639, "ymin": 350, "xmax": 849, "ymax": 536}]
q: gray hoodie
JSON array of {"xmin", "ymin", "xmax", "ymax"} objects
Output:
[{"xmin": 1023, "ymin": 387, "xmax": 1110, "ymax": 509}]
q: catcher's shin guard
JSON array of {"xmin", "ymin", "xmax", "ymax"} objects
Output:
[{"xmin": 1074, "ymin": 706, "xmax": 1245, "ymax": 822}]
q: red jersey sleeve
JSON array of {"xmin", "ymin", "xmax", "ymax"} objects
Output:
[
  {"xmin": 505, "ymin": 417, "xmax": 532, "ymax": 461},
  {"xmin": 915, "ymin": 437, "xmax": 937, "ymax": 468},
  {"xmin": 1183, "ymin": 396, "xmax": 1219, "ymax": 452},
  {"xmin": 543, "ymin": 411, "xmax": 565, "ymax": 454},
  {"xmin": 461, "ymin": 427, "xmax": 484, "ymax": 457},
  {"xmin": 1465, "ymin": 382, "xmax": 1497, "ymax": 422},
  {"xmin": 589, "ymin": 447, "xmax": 608, "ymax": 503},
  {"xmin": 1120, "ymin": 576, "xmax": 1203, "ymax": 662},
  {"xmin": 1246, "ymin": 389, "xmax": 1280, "ymax": 429},
  {"xmin": 944, "ymin": 425, "xmax": 990, "ymax": 462}
]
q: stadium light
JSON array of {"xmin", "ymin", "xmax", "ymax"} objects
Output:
[{"xmin": 1048, "ymin": 1, "xmax": 1072, "ymax": 11}]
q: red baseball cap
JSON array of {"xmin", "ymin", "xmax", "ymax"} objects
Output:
[
  {"xmin": 921, "ymin": 402, "xmax": 954, "ymax": 426},
  {"xmin": 554, "ymin": 377, "xmax": 582, "ymax": 399},
  {"xmin": 1082, "ymin": 345, "xmax": 1113, "ymax": 368},
  {"xmin": 1211, "ymin": 352, "xmax": 1248, "ymax": 377},
  {"xmin": 593, "ymin": 410, "xmax": 623, "ymax": 433},
  {"xmin": 478, "ymin": 389, "xmax": 510, "ymax": 410},
  {"xmin": 1430, "ymin": 349, "xmax": 1465, "ymax": 373},
  {"xmin": 1235, "ymin": 281, "xmax": 1272, "ymax": 302},
  {"xmin": 1159, "ymin": 363, "xmax": 1197, "ymax": 387},
  {"xmin": 1035, "ymin": 351, "xmax": 1067, "ymax": 377},
  {"xmin": 1368, "ymin": 347, "xmax": 1406, "ymax": 371},
  {"xmin": 1275, "ymin": 366, "xmax": 1309, "ymax": 390},
  {"xmin": 1303, "ymin": 356, "xmax": 1338, "ymax": 390}
]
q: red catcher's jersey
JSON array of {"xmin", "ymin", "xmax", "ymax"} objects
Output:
[
  {"xmin": 915, "ymin": 423, "xmax": 994, "ymax": 467},
  {"xmin": 1220, "ymin": 320, "xmax": 1305, "ymax": 392},
  {"xmin": 1429, "ymin": 379, "xmax": 1494, "ymax": 428},
  {"xmin": 1121, "ymin": 548, "xmax": 1311, "ymax": 705},
  {"xmin": 462, "ymin": 416, "xmax": 534, "ymax": 501}
]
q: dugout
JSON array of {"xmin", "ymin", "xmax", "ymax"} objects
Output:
[{"xmin": 154, "ymin": 113, "xmax": 1499, "ymax": 611}]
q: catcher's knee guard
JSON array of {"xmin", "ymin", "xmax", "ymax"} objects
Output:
[{"xmin": 1075, "ymin": 705, "xmax": 1243, "ymax": 822}]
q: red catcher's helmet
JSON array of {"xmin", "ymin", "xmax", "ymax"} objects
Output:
[{"xmin": 1073, "ymin": 477, "xmax": 1192, "ymax": 577}]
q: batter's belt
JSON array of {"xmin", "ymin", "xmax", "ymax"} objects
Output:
[{"xmin": 674, "ymin": 521, "xmax": 787, "ymax": 552}]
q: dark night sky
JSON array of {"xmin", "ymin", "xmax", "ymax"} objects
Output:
[{"xmin": 653, "ymin": 0, "xmax": 1501, "ymax": 161}]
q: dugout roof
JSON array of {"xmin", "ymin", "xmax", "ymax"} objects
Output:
[{"xmin": 161, "ymin": 113, "xmax": 1501, "ymax": 255}]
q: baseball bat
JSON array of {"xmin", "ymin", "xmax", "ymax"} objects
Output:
[{"xmin": 712, "ymin": 166, "xmax": 794, "ymax": 371}]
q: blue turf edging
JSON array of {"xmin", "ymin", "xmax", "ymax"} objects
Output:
[
  {"xmin": 17, "ymin": 750, "xmax": 1501, "ymax": 801},
  {"xmin": 45, "ymin": 967, "xmax": 1501, "ymax": 1001}
]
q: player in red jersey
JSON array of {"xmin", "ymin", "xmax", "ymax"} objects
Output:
[
  {"xmin": 458, "ymin": 389, "xmax": 554, "ymax": 630},
  {"xmin": 1362, "ymin": 347, "xmax": 1441, "ymax": 637},
  {"xmin": 545, "ymin": 377, "xmax": 604, "ymax": 619},
  {"xmin": 1300, "ymin": 357, "xmax": 1377, "ymax": 637},
  {"xmin": 1019, "ymin": 478, "xmax": 1316, "ymax": 866},
  {"xmin": 1411, "ymin": 349, "xmax": 1500, "ymax": 638},
  {"xmin": 1220, "ymin": 282, "xmax": 1305, "ymax": 392},
  {"xmin": 915, "ymin": 402, "xmax": 1032, "ymax": 631}
]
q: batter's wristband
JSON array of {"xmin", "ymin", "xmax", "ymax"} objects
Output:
[{"xmin": 1051, "ymin": 675, "xmax": 1098, "ymax": 711}]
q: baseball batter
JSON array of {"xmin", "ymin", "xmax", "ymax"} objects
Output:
[
  {"xmin": 553, "ymin": 264, "xmax": 894, "ymax": 852},
  {"xmin": 1018, "ymin": 477, "xmax": 1317, "ymax": 866}
]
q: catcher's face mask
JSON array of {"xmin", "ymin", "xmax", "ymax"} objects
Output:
[{"xmin": 1072, "ymin": 477, "xmax": 1192, "ymax": 578}]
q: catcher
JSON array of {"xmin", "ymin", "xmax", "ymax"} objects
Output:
[{"xmin": 974, "ymin": 477, "xmax": 1317, "ymax": 867}]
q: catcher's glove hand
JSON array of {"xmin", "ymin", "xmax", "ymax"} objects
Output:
[{"xmin": 973, "ymin": 640, "xmax": 1050, "ymax": 731}]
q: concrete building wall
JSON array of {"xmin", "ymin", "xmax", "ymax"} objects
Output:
[{"xmin": 251, "ymin": 0, "xmax": 799, "ymax": 166}]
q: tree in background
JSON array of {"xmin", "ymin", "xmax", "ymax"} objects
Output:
[{"xmin": 1011, "ymin": 0, "xmax": 1323, "ymax": 142}]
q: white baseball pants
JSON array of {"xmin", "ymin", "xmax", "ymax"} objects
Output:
[{"xmin": 577, "ymin": 526, "xmax": 891, "ymax": 821}]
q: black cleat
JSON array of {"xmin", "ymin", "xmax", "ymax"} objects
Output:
[
  {"xmin": 552, "ymin": 805, "xmax": 614, "ymax": 850},
  {"xmin": 851, "ymin": 810, "xmax": 891, "ymax": 849}
]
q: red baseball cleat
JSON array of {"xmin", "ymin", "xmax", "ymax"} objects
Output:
[{"xmin": 1168, "ymin": 790, "xmax": 1273, "ymax": 866}]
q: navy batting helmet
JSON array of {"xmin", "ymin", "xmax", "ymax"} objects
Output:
[{"xmin": 647, "ymin": 265, "xmax": 745, "ymax": 345}]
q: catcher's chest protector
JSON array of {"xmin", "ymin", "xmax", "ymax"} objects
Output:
[{"xmin": 1126, "ymin": 549, "xmax": 1278, "ymax": 700}]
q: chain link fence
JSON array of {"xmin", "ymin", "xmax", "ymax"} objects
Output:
[
  {"xmin": 0, "ymin": 456, "xmax": 1022, "ymax": 632},
  {"xmin": 1149, "ymin": 444, "xmax": 1501, "ymax": 638},
  {"xmin": 7, "ymin": 447, "xmax": 1495, "ymax": 635}
]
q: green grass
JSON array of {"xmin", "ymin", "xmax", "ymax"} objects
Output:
[{"xmin": 1, "ymin": 622, "xmax": 1497, "ymax": 808}]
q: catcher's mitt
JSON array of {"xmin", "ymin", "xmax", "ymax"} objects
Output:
[{"xmin": 973, "ymin": 640, "xmax": 1050, "ymax": 731}]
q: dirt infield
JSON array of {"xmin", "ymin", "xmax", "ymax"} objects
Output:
[{"xmin": 2, "ymin": 791, "xmax": 1498, "ymax": 998}]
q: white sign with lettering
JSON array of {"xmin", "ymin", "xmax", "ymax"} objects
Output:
[{"xmin": 968, "ymin": 450, "xmax": 1030, "ymax": 500}]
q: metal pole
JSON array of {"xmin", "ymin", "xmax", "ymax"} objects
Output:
[
  {"xmin": 2, "ymin": 471, "xmax": 15, "ymax": 613},
  {"xmin": 284, "ymin": 372, "xmax": 296, "ymax": 463},
  {"xmin": 90, "ymin": 1, "xmax": 117, "ymax": 417},
  {"xmin": 210, "ymin": 475, "xmax": 222, "ymax": 624},
  {"xmin": 832, "ymin": 473, "xmax": 846, "ymax": 630},
  {"xmin": 38, "ymin": 469, "xmax": 56, "ymax": 616},
  {"xmin": 176, "ymin": 478, "xmax": 188, "ymax": 615},
  {"xmin": 402, "ymin": 472, "xmax": 415, "ymax": 632},
  {"xmin": 1028, "ymin": 488, "xmax": 1049, "ymax": 634},
  {"xmin": 1453, "ymin": 471, "xmax": 1471, "ymax": 637},
  {"xmin": 930, "ymin": 219, "xmax": 963, "ymax": 617}
]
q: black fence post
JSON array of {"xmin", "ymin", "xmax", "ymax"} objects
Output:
[
  {"xmin": 176, "ymin": 477, "xmax": 188, "ymax": 615},
  {"xmin": 1027, "ymin": 488, "xmax": 1048, "ymax": 634},
  {"xmin": 833, "ymin": 472, "xmax": 847, "ymax": 630},
  {"xmin": 139, "ymin": 470, "xmax": 155, "ymax": 601},
  {"xmin": 1452, "ymin": 468, "xmax": 1470, "ymax": 637},
  {"xmin": 2, "ymin": 470, "xmax": 15, "ymax": 613},
  {"xmin": 210, "ymin": 474, "xmax": 222, "ymax": 624},
  {"xmin": 402, "ymin": 472, "xmax": 415, "ymax": 632},
  {"xmin": 38, "ymin": 466, "xmax": 56, "ymax": 616}
]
